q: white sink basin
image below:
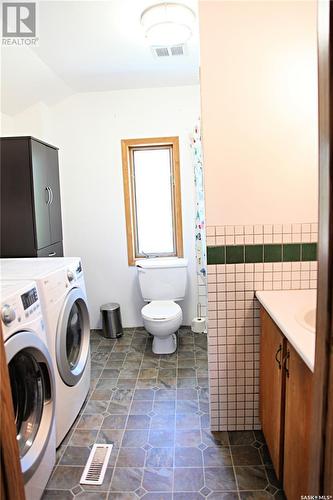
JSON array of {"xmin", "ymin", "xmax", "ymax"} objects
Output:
[{"xmin": 296, "ymin": 307, "xmax": 316, "ymax": 333}]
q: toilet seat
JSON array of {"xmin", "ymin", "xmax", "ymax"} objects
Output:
[{"xmin": 142, "ymin": 300, "xmax": 182, "ymax": 321}]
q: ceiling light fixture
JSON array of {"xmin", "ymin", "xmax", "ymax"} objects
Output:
[{"xmin": 140, "ymin": 2, "xmax": 196, "ymax": 47}]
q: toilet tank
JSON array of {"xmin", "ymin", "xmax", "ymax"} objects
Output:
[{"xmin": 136, "ymin": 258, "xmax": 188, "ymax": 302}]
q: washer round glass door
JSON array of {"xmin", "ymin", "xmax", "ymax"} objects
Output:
[
  {"xmin": 5, "ymin": 332, "xmax": 55, "ymax": 481},
  {"xmin": 56, "ymin": 287, "xmax": 90, "ymax": 386},
  {"xmin": 9, "ymin": 351, "xmax": 43, "ymax": 457}
]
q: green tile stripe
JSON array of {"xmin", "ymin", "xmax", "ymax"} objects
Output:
[{"xmin": 207, "ymin": 243, "xmax": 317, "ymax": 265}]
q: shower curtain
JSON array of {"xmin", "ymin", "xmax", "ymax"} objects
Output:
[{"xmin": 190, "ymin": 122, "xmax": 207, "ymax": 317}]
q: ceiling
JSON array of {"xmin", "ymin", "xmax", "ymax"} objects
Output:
[{"xmin": 1, "ymin": 0, "xmax": 200, "ymax": 115}]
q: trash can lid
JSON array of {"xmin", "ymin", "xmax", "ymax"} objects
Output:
[{"xmin": 100, "ymin": 302, "xmax": 120, "ymax": 311}]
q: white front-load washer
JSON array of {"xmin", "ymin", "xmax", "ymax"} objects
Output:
[
  {"xmin": 0, "ymin": 279, "xmax": 56, "ymax": 500},
  {"xmin": 1, "ymin": 258, "xmax": 91, "ymax": 447}
]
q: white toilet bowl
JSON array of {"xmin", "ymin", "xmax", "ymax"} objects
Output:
[{"xmin": 141, "ymin": 300, "xmax": 182, "ymax": 354}]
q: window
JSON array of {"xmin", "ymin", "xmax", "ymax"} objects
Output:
[{"xmin": 121, "ymin": 137, "xmax": 183, "ymax": 265}]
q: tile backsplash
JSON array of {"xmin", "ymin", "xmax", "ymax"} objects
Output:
[{"xmin": 206, "ymin": 223, "xmax": 318, "ymax": 431}]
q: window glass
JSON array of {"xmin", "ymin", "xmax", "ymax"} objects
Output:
[
  {"xmin": 132, "ymin": 147, "xmax": 175, "ymax": 255},
  {"xmin": 122, "ymin": 137, "xmax": 183, "ymax": 265}
]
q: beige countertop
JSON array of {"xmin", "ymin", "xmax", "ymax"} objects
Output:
[{"xmin": 255, "ymin": 289, "xmax": 317, "ymax": 372}]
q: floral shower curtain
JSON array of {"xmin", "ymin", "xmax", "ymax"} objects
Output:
[{"xmin": 190, "ymin": 122, "xmax": 207, "ymax": 314}]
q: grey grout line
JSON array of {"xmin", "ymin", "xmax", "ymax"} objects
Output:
[
  {"xmin": 50, "ymin": 334, "xmax": 108, "ymax": 485},
  {"xmin": 133, "ymin": 330, "xmax": 149, "ymax": 494},
  {"xmin": 46, "ymin": 328, "xmax": 281, "ymax": 499},
  {"xmin": 108, "ymin": 327, "xmax": 147, "ymax": 494},
  {"xmin": 257, "ymin": 430, "xmax": 277, "ymax": 495},
  {"xmin": 90, "ymin": 335, "xmax": 120, "ymax": 494},
  {"xmin": 229, "ymin": 433, "xmax": 256, "ymax": 500},
  {"xmin": 171, "ymin": 331, "xmax": 178, "ymax": 500}
]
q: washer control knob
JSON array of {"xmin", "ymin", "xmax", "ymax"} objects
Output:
[
  {"xmin": 1, "ymin": 305, "xmax": 16, "ymax": 325},
  {"xmin": 67, "ymin": 270, "xmax": 74, "ymax": 282}
]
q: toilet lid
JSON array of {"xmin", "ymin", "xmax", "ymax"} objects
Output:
[{"xmin": 142, "ymin": 301, "xmax": 182, "ymax": 321}]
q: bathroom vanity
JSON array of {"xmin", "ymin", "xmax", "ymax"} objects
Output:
[{"xmin": 256, "ymin": 290, "xmax": 316, "ymax": 500}]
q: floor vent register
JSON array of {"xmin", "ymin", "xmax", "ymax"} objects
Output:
[{"xmin": 80, "ymin": 443, "xmax": 113, "ymax": 485}]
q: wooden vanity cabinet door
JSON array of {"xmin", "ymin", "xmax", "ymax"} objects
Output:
[
  {"xmin": 283, "ymin": 343, "xmax": 313, "ymax": 500},
  {"xmin": 259, "ymin": 308, "xmax": 286, "ymax": 480}
]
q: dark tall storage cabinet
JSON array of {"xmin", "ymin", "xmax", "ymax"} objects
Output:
[{"xmin": 1, "ymin": 136, "xmax": 64, "ymax": 257}]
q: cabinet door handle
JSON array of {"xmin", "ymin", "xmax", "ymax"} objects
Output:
[
  {"xmin": 283, "ymin": 350, "xmax": 290, "ymax": 377},
  {"xmin": 49, "ymin": 186, "xmax": 54, "ymax": 205},
  {"xmin": 48, "ymin": 252, "xmax": 56, "ymax": 257},
  {"xmin": 45, "ymin": 187, "xmax": 50, "ymax": 204},
  {"xmin": 275, "ymin": 344, "xmax": 282, "ymax": 369}
]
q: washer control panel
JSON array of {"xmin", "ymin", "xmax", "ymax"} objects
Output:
[
  {"xmin": 21, "ymin": 286, "xmax": 38, "ymax": 310},
  {"xmin": 0, "ymin": 281, "xmax": 41, "ymax": 332}
]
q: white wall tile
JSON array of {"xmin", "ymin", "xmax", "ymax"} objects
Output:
[
  {"xmin": 226, "ymin": 226, "xmax": 235, "ymax": 235},
  {"xmin": 254, "ymin": 234, "xmax": 264, "ymax": 244},
  {"xmin": 216, "ymin": 226, "xmax": 225, "ymax": 236},
  {"xmin": 207, "ymin": 222, "xmax": 318, "ymax": 431},
  {"xmin": 292, "ymin": 223, "xmax": 301, "ymax": 233},
  {"xmin": 302, "ymin": 223, "xmax": 311, "ymax": 233},
  {"xmin": 226, "ymin": 235, "xmax": 235, "ymax": 245},
  {"xmin": 206, "ymin": 236, "xmax": 216, "ymax": 245}
]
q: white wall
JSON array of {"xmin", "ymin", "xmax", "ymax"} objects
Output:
[
  {"xmin": 1, "ymin": 113, "xmax": 12, "ymax": 133},
  {"xmin": 199, "ymin": 0, "xmax": 318, "ymax": 225},
  {"xmin": 2, "ymin": 86, "xmax": 200, "ymax": 328},
  {"xmin": 1, "ymin": 102, "xmax": 51, "ymax": 138}
]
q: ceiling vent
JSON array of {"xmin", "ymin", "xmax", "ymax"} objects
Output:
[{"xmin": 151, "ymin": 44, "xmax": 187, "ymax": 58}]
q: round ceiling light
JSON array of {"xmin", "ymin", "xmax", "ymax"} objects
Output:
[{"xmin": 140, "ymin": 3, "xmax": 196, "ymax": 46}]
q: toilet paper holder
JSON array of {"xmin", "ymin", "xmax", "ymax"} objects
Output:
[{"xmin": 191, "ymin": 303, "xmax": 206, "ymax": 333}]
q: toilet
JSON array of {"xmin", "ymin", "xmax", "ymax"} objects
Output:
[{"xmin": 136, "ymin": 257, "xmax": 188, "ymax": 354}]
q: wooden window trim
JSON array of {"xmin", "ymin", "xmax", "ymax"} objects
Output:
[{"xmin": 121, "ymin": 137, "xmax": 183, "ymax": 266}]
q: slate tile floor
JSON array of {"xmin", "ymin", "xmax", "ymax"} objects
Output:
[{"xmin": 43, "ymin": 327, "xmax": 285, "ymax": 500}]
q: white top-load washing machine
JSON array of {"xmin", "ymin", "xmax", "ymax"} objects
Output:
[
  {"xmin": 0, "ymin": 280, "xmax": 56, "ymax": 500},
  {"xmin": 1, "ymin": 258, "xmax": 91, "ymax": 447}
]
